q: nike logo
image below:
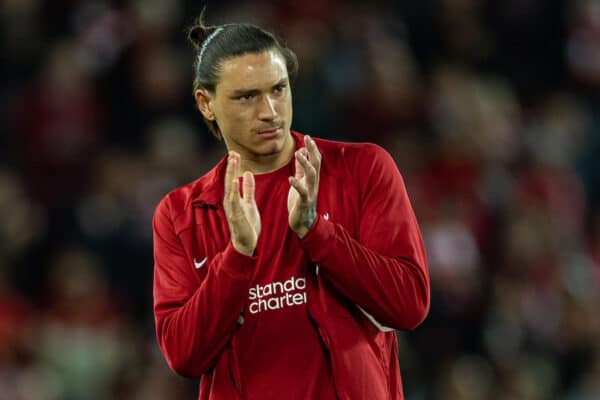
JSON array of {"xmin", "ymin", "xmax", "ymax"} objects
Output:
[{"xmin": 194, "ymin": 257, "xmax": 208, "ymax": 269}]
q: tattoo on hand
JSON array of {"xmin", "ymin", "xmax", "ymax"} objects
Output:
[{"xmin": 305, "ymin": 202, "xmax": 316, "ymax": 230}]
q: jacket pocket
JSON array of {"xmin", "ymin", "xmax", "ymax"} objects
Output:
[
  {"xmin": 204, "ymin": 346, "xmax": 242, "ymax": 400},
  {"xmin": 324, "ymin": 316, "xmax": 391, "ymax": 400}
]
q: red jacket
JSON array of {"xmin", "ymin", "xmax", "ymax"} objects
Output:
[{"xmin": 153, "ymin": 131, "xmax": 430, "ymax": 399}]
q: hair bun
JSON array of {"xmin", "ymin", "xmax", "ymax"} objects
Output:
[
  {"xmin": 187, "ymin": 7, "xmax": 210, "ymax": 50},
  {"xmin": 187, "ymin": 24, "xmax": 208, "ymax": 50}
]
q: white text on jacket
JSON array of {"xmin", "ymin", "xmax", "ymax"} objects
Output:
[{"xmin": 248, "ymin": 276, "xmax": 307, "ymax": 314}]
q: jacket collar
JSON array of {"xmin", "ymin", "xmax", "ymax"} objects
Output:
[{"xmin": 191, "ymin": 130, "xmax": 305, "ymax": 207}]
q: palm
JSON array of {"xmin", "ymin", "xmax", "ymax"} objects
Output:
[
  {"xmin": 287, "ymin": 176, "xmax": 304, "ymax": 226},
  {"xmin": 224, "ymin": 152, "xmax": 261, "ymax": 256},
  {"xmin": 240, "ymin": 195, "xmax": 261, "ymax": 240}
]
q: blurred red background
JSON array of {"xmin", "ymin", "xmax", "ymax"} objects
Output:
[{"xmin": 2, "ymin": 0, "xmax": 600, "ymax": 399}]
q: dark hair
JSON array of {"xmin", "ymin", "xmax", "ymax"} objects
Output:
[{"xmin": 187, "ymin": 11, "xmax": 299, "ymax": 139}]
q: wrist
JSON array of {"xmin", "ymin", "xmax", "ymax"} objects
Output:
[
  {"xmin": 295, "ymin": 211, "xmax": 316, "ymax": 239},
  {"xmin": 232, "ymin": 241, "xmax": 255, "ymax": 257},
  {"xmin": 295, "ymin": 226, "xmax": 310, "ymax": 239}
]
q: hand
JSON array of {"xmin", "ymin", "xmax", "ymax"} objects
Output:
[
  {"xmin": 223, "ymin": 151, "xmax": 261, "ymax": 256},
  {"xmin": 288, "ymin": 136, "xmax": 321, "ymax": 238}
]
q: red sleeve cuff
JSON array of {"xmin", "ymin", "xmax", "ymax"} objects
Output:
[
  {"xmin": 298, "ymin": 214, "xmax": 335, "ymax": 261},
  {"xmin": 219, "ymin": 242, "xmax": 257, "ymax": 281}
]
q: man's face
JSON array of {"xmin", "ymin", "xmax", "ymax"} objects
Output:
[{"xmin": 201, "ymin": 50, "xmax": 293, "ymax": 159}]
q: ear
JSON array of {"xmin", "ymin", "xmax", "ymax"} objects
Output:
[{"xmin": 195, "ymin": 89, "xmax": 215, "ymax": 121}]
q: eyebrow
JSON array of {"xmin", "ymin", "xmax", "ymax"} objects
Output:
[{"xmin": 229, "ymin": 78, "xmax": 288, "ymax": 98}]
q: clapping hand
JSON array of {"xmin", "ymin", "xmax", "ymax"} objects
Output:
[
  {"xmin": 223, "ymin": 151, "xmax": 261, "ymax": 256},
  {"xmin": 287, "ymin": 136, "xmax": 321, "ymax": 238}
]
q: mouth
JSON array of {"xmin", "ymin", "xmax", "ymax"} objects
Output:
[{"xmin": 256, "ymin": 126, "xmax": 283, "ymax": 139}]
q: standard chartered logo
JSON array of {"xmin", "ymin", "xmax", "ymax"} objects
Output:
[{"xmin": 248, "ymin": 276, "xmax": 307, "ymax": 314}]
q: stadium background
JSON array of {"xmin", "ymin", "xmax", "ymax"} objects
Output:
[{"xmin": 1, "ymin": 0, "xmax": 600, "ymax": 398}]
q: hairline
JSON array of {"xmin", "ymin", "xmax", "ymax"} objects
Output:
[{"xmin": 196, "ymin": 47, "xmax": 293, "ymax": 95}]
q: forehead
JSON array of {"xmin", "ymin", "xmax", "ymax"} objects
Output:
[{"xmin": 215, "ymin": 50, "xmax": 288, "ymax": 93}]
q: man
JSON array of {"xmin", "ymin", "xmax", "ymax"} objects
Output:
[{"xmin": 153, "ymin": 15, "xmax": 430, "ymax": 400}]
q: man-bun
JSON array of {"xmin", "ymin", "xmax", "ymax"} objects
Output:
[
  {"xmin": 186, "ymin": 9, "xmax": 211, "ymax": 50},
  {"xmin": 187, "ymin": 25, "xmax": 206, "ymax": 50}
]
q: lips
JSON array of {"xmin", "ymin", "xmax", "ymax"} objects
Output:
[{"xmin": 257, "ymin": 126, "xmax": 282, "ymax": 139}]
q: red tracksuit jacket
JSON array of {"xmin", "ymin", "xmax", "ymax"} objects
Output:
[{"xmin": 153, "ymin": 131, "xmax": 430, "ymax": 399}]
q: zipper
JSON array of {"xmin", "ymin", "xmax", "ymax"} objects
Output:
[{"xmin": 229, "ymin": 326, "xmax": 245, "ymax": 399}]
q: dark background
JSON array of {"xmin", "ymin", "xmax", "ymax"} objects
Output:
[{"xmin": 1, "ymin": 0, "xmax": 600, "ymax": 399}]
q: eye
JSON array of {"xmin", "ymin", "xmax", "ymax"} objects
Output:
[
  {"xmin": 237, "ymin": 94, "xmax": 253, "ymax": 101},
  {"xmin": 273, "ymin": 84, "xmax": 286, "ymax": 94}
]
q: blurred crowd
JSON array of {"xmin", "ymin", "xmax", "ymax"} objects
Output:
[{"xmin": 1, "ymin": 0, "xmax": 600, "ymax": 399}]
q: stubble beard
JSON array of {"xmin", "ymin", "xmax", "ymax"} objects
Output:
[
  {"xmin": 250, "ymin": 129, "xmax": 291, "ymax": 158},
  {"xmin": 255, "ymin": 133, "xmax": 294, "ymax": 173}
]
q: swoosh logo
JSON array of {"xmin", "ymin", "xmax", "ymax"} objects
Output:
[{"xmin": 194, "ymin": 257, "xmax": 208, "ymax": 269}]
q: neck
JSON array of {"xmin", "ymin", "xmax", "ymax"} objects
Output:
[{"xmin": 236, "ymin": 134, "xmax": 295, "ymax": 175}]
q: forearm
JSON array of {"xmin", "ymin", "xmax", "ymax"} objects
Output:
[
  {"xmin": 154, "ymin": 243, "xmax": 255, "ymax": 377},
  {"xmin": 299, "ymin": 215, "xmax": 429, "ymax": 330}
]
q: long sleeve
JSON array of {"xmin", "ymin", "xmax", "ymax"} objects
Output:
[
  {"xmin": 299, "ymin": 144, "xmax": 430, "ymax": 330},
  {"xmin": 152, "ymin": 197, "xmax": 255, "ymax": 377}
]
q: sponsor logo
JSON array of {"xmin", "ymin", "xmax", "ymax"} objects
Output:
[{"xmin": 248, "ymin": 276, "xmax": 307, "ymax": 314}]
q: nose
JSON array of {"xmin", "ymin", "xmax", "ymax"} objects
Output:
[{"xmin": 257, "ymin": 95, "xmax": 277, "ymax": 121}]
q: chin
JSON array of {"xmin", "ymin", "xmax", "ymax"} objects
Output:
[
  {"xmin": 254, "ymin": 134, "xmax": 288, "ymax": 156},
  {"xmin": 258, "ymin": 142, "xmax": 284, "ymax": 157}
]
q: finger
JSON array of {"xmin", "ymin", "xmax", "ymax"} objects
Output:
[
  {"xmin": 228, "ymin": 179, "xmax": 242, "ymax": 218},
  {"xmin": 230, "ymin": 151, "xmax": 241, "ymax": 175},
  {"xmin": 288, "ymin": 176, "xmax": 309, "ymax": 202},
  {"xmin": 296, "ymin": 150, "xmax": 316, "ymax": 187},
  {"xmin": 227, "ymin": 156, "xmax": 242, "ymax": 213},
  {"xmin": 295, "ymin": 149, "xmax": 314, "ymax": 173},
  {"xmin": 224, "ymin": 151, "xmax": 240, "ymax": 198},
  {"xmin": 294, "ymin": 149, "xmax": 306, "ymax": 180},
  {"xmin": 224, "ymin": 156, "xmax": 234, "ymax": 200},
  {"xmin": 305, "ymin": 135, "xmax": 322, "ymax": 171},
  {"xmin": 242, "ymin": 171, "xmax": 255, "ymax": 203}
]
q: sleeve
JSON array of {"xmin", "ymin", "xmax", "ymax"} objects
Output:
[
  {"xmin": 299, "ymin": 144, "xmax": 430, "ymax": 331},
  {"xmin": 153, "ymin": 196, "xmax": 256, "ymax": 377}
]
